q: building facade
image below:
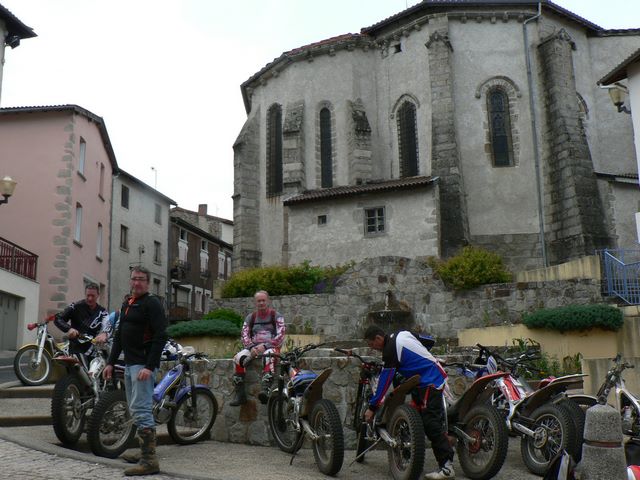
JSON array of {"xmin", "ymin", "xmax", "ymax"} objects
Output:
[
  {"xmin": 168, "ymin": 207, "xmax": 233, "ymax": 321},
  {"xmin": 0, "ymin": 105, "xmax": 117, "ymax": 323},
  {"xmin": 233, "ymin": 0, "xmax": 640, "ymax": 272},
  {"xmin": 109, "ymin": 170, "xmax": 176, "ymax": 312}
]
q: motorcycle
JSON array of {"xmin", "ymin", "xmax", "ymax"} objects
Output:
[
  {"xmin": 264, "ymin": 343, "xmax": 344, "ymax": 476},
  {"xmin": 87, "ymin": 346, "xmax": 217, "ymax": 458},
  {"xmin": 13, "ymin": 314, "xmax": 69, "ymax": 386},
  {"xmin": 474, "ymin": 344, "xmax": 584, "ymax": 476},
  {"xmin": 50, "ymin": 333, "xmax": 124, "ymax": 446},
  {"xmin": 336, "ymin": 348, "xmax": 509, "ymax": 480}
]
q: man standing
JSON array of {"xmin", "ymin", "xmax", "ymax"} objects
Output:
[
  {"xmin": 363, "ymin": 325, "xmax": 455, "ymax": 480},
  {"xmin": 53, "ymin": 283, "xmax": 109, "ymax": 357},
  {"xmin": 104, "ymin": 266, "xmax": 167, "ymax": 476},
  {"xmin": 230, "ymin": 290, "xmax": 286, "ymax": 406}
]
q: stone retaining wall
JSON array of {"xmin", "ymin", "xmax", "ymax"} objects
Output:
[{"xmin": 211, "ymin": 256, "xmax": 604, "ymax": 340}]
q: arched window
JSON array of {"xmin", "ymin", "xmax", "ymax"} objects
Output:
[
  {"xmin": 397, "ymin": 101, "xmax": 419, "ymax": 177},
  {"xmin": 320, "ymin": 107, "xmax": 333, "ymax": 188},
  {"xmin": 487, "ymin": 88, "xmax": 514, "ymax": 167},
  {"xmin": 266, "ymin": 104, "xmax": 283, "ymax": 196}
]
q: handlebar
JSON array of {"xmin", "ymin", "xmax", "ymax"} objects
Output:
[{"xmin": 261, "ymin": 342, "xmax": 325, "ymax": 363}]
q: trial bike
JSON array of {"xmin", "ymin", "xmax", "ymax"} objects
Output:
[
  {"xmin": 337, "ymin": 348, "xmax": 509, "ymax": 480},
  {"xmin": 13, "ymin": 314, "xmax": 69, "ymax": 386},
  {"xmin": 265, "ymin": 343, "xmax": 344, "ymax": 476},
  {"xmin": 474, "ymin": 344, "xmax": 584, "ymax": 476},
  {"xmin": 50, "ymin": 334, "xmax": 124, "ymax": 445},
  {"xmin": 87, "ymin": 347, "xmax": 217, "ymax": 458}
]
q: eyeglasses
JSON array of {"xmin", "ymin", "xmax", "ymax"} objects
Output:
[{"xmin": 130, "ymin": 277, "xmax": 148, "ymax": 282}]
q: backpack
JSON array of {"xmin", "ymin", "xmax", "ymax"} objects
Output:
[
  {"xmin": 249, "ymin": 309, "xmax": 277, "ymax": 333},
  {"xmin": 412, "ymin": 332, "xmax": 435, "ymax": 351}
]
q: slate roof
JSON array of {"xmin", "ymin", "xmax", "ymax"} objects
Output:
[
  {"xmin": 284, "ymin": 176, "xmax": 437, "ymax": 205},
  {"xmin": 0, "ymin": 3, "xmax": 36, "ymax": 39}
]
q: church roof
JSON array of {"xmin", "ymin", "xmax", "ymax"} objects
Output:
[
  {"xmin": 283, "ymin": 176, "xmax": 437, "ymax": 206},
  {"xmin": 598, "ymin": 47, "xmax": 640, "ymax": 85},
  {"xmin": 0, "ymin": 3, "xmax": 36, "ymax": 40}
]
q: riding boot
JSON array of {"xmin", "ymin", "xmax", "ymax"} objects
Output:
[
  {"xmin": 124, "ymin": 427, "xmax": 159, "ymax": 476},
  {"xmin": 258, "ymin": 372, "xmax": 273, "ymax": 405},
  {"xmin": 121, "ymin": 430, "xmax": 142, "ymax": 463},
  {"xmin": 229, "ymin": 373, "xmax": 247, "ymax": 406}
]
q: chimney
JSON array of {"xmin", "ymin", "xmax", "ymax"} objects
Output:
[{"xmin": 198, "ymin": 204, "xmax": 207, "ymax": 216}]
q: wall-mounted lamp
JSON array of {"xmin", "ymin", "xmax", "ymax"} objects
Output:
[
  {"xmin": 607, "ymin": 83, "xmax": 631, "ymax": 114},
  {"xmin": 0, "ymin": 176, "xmax": 17, "ymax": 206}
]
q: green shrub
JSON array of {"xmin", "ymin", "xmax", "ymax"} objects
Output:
[
  {"xmin": 431, "ymin": 246, "xmax": 512, "ymax": 290},
  {"xmin": 202, "ymin": 308, "xmax": 244, "ymax": 328},
  {"xmin": 221, "ymin": 261, "xmax": 354, "ymax": 298},
  {"xmin": 167, "ymin": 318, "xmax": 241, "ymax": 338},
  {"xmin": 522, "ymin": 304, "xmax": 623, "ymax": 332}
]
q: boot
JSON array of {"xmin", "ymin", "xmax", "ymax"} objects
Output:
[
  {"xmin": 229, "ymin": 374, "xmax": 247, "ymax": 406},
  {"xmin": 121, "ymin": 432, "xmax": 142, "ymax": 463},
  {"xmin": 258, "ymin": 372, "xmax": 273, "ymax": 405},
  {"xmin": 424, "ymin": 460, "xmax": 455, "ymax": 479},
  {"xmin": 124, "ymin": 427, "xmax": 160, "ymax": 476}
]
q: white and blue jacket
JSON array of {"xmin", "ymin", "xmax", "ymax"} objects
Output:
[{"xmin": 369, "ymin": 331, "xmax": 447, "ymax": 410}]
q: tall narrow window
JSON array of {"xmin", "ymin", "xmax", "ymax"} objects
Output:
[
  {"xmin": 154, "ymin": 203, "xmax": 161, "ymax": 225},
  {"xmin": 96, "ymin": 223, "xmax": 103, "ymax": 258},
  {"xmin": 397, "ymin": 101, "xmax": 419, "ymax": 177},
  {"xmin": 120, "ymin": 225, "xmax": 129, "ymax": 250},
  {"xmin": 99, "ymin": 163, "xmax": 105, "ymax": 198},
  {"xmin": 266, "ymin": 104, "xmax": 283, "ymax": 196},
  {"xmin": 320, "ymin": 107, "xmax": 333, "ymax": 188},
  {"xmin": 154, "ymin": 241, "xmax": 161, "ymax": 264},
  {"xmin": 74, "ymin": 203, "xmax": 83, "ymax": 243},
  {"xmin": 78, "ymin": 138, "xmax": 86, "ymax": 176},
  {"xmin": 487, "ymin": 88, "xmax": 514, "ymax": 167},
  {"xmin": 121, "ymin": 185, "xmax": 129, "ymax": 209}
]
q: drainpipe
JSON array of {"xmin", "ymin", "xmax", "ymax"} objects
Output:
[
  {"xmin": 523, "ymin": 1, "xmax": 548, "ymax": 267},
  {"xmin": 107, "ymin": 171, "xmax": 119, "ymax": 310}
]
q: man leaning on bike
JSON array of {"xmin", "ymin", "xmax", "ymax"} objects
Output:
[{"xmin": 53, "ymin": 282, "xmax": 110, "ymax": 360}]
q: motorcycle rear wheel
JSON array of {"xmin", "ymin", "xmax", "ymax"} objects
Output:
[
  {"xmin": 309, "ymin": 399, "xmax": 344, "ymax": 476},
  {"xmin": 87, "ymin": 389, "xmax": 136, "ymax": 458},
  {"xmin": 267, "ymin": 391, "xmax": 302, "ymax": 453},
  {"xmin": 14, "ymin": 345, "xmax": 52, "ymax": 386},
  {"xmin": 168, "ymin": 389, "xmax": 218, "ymax": 445},
  {"xmin": 520, "ymin": 403, "xmax": 578, "ymax": 476},
  {"xmin": 51, "ymin": 374, "xmax": 89, "ymax": 445},
  {"xmin": 456, "ymin": 404, "xmax": 509, "ymax": 480},
  {"xmin": 387, "ymin": 404, "xmax": 425, "ymax": 480}
]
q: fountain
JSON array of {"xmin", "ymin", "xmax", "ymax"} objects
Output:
[{"xmin": 365, "ymin": 290, "xmax": 414, "ymax": 333}]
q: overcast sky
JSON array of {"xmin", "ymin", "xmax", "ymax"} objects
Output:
[{"xmin": 1, "ymin": 0, "xmax": 637, "ymax": 220}]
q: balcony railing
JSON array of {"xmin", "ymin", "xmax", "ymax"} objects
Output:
[{"xmin": 0, "ymin": 237, "xmax": 38, "ymax": 281}]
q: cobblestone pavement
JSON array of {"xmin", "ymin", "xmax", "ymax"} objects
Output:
[{"xmin": 0, "ymin": 438, "xmax": 180, "ymax": 480}]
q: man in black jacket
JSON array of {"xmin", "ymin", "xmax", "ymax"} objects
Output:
[
  {"xmin": 53, "ymin": 283, "xmax": 109, "ymax": 359},
  {"xmin": 104, "ymin": 266, "xmax": 167, "ymax": 476}
]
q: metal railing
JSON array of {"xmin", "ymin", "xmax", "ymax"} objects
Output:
[
  {"xmin": 0, "ymin": 237, "xmax": 38, "ymax": 281},
  {"xmin": 600, "ymin": 249, "xmax": 640, "ymax": 305}
]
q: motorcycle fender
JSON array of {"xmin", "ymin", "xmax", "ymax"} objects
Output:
[
  {"xmin": 381, "ymin": 375, "xmax": 421, "ymax": 424},
  {"xmin": 174, "ymin": 385, "xmax": 210, "ymax": 404},
  {"xmin": 301, "ymin": 368, "xmax": 332, "ymax": 417},
  {"xmin": 451, "ymin": 372, "xmax": 509, "ymax": 421},
  {"xmin": 520, "ymin": 374, "xmax": 587, "ymax": 417}
]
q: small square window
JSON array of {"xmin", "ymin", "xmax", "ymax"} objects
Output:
[
  {"xmin": 364, "ymin": 207, "xmax": 385, "ymax": 236},
  {"xmin": 393, "ymin": 43, "xmax": 402, "ymax": 53},
  {"xmin": 317, "ymin": 215, "xmax": 327, "ymax": 226}
]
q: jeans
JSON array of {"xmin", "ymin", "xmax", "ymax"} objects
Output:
[{"xmin": 124, "ymin": 364, "xmax": 156, "ymax": 429}]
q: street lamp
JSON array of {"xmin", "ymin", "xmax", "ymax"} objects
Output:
[
  {"xmin": 0, "ymin": 176, "xmax": 17, "ymax": 206},
  {"xmin": 607, "ymin": 83, "xmax": 631, "ymax": 114}
]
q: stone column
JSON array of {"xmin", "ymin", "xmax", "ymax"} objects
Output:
[
  {"xmin": 425, "ymin": 14, "xmax": 469, "ymax": 258},
  {"xmin": 347, "ymin": 98, "xmax": 372, "ymax": 184},
  {"xmin": 232, "ymin": 109, "xmax": 261, "ymax": 270},
  {"xmin": 538, "ymin": 29, "xmax": 612, "ymax": 264},
  {"xmin": 282, "ymin": 100, "xmax": 305, "ymax": 194}
]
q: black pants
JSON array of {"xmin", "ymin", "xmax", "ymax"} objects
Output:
[{"xmin": 413, "ymin": 386, "xmax": 454, "ymax": 467}]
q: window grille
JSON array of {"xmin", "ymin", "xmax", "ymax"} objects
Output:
[
  {"xmin": 320, "ymin": 108, "xmax": 333, "ymax": 188},
  {"xmin": 397, "ymin": 101, "xmax": 419, "ymax": 177},
  {"xmin": 487, "ymin": 88, "xmax": 514, "ymax": 167},
  {"xmin": 364, "ymin": 207, "xmax": 385, "ymax": 236},
  {"xmin": 267, "ymin": 104, "xmax": 283, "ymax": 195}
]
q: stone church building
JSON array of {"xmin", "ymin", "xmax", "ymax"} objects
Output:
[{"xmin": 233, "ymin": 0, "xmax": 639, "ymax": 272}]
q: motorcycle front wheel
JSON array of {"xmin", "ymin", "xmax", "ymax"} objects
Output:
[
  {"xmin": 51, "ymin": 374, "xmax": 90, "ymax": 445},
  {"xmin": 87, "ymin": 389, "xmax": 136, "ymax": 458},
  {"xmin": 267, "ymin": 391, "xmax": 302, "ymax": 453},
  {"xmin": 309, "ymin": 399, "xmax": 344, "ymax": 476},
  {"xmin": 387, "ymin": 404, "xmax": 425, "ymax": 480},
  {"xmin": 14, "ymin": 345, "xmax": 52, "ymax": 386},
  {"xmin": 520, "ymin": 403, "xmax": 578, "ymax": 476},
  {"xmin": 456, "ymin": 404, "xmax": 509, "ymax": 480},
  {"xmin": 168, "ymin": 388, "xmax": 218, "ymax": 445}
]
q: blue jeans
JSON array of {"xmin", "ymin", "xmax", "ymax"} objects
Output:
[{"xmin": 124, "ymin": 365, "xmax": 156, "ymax": 429}]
